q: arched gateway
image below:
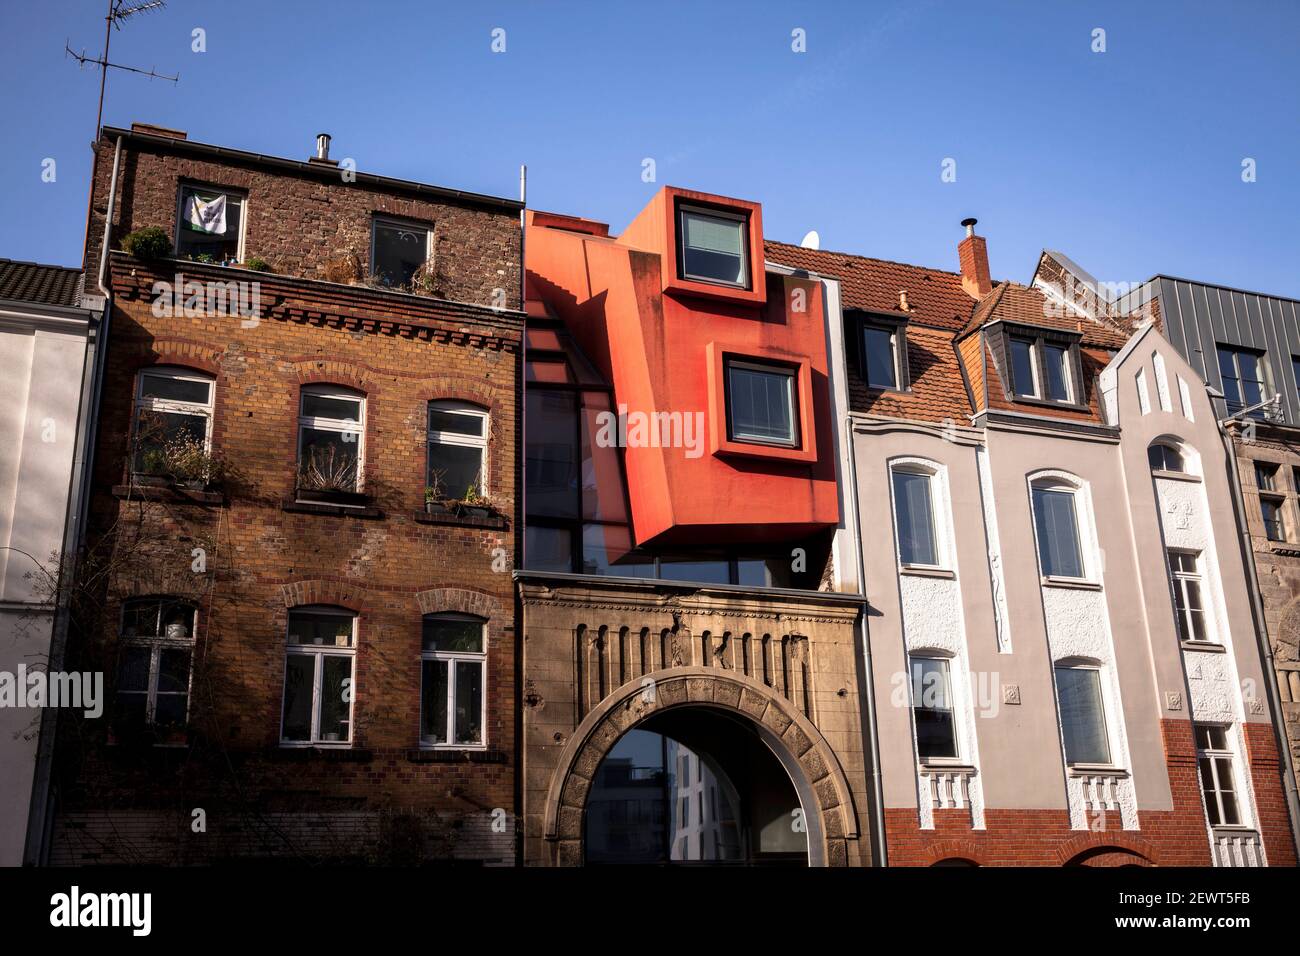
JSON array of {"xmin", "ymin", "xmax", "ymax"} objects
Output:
[{"xmin": 518, "ymin": 577, "xmax": 874, "ymax": 867}]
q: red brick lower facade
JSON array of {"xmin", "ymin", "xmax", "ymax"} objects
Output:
[{"xmin": 883, "ymin": 720, "xmax": 1293, "ymax": 866}]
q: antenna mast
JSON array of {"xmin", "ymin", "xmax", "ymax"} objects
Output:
[{"xmin": 65, "ymin": 0, "xmax": 177, "ymax": 141}]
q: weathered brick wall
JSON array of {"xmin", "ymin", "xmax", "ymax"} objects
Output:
[
  {"xmin": 51, "ymin": 254, "xmax": 522, "ymax": 865},
  {"xmin": 85, "ymin": 132, "xmax": 521, "ymax": 311},
  {"xmin": 883, "ymin": 721, "xmax": 1214, "ymax": 866}
]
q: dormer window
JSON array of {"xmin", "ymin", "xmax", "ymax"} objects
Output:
[
  {"xmin": 677, "ymin": 204, "xmax": 749, "ymax": 288},
  {"xmin": 1007, "ymin": 328, "xmax": 1079, "ymax": 405}
]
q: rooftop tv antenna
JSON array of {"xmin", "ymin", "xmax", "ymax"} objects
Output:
[{"xmin": 65, "ymin": 0, "xmax": 178, "ymax": 141}]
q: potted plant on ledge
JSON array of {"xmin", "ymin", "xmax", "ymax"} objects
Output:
[
  {"xmin": 133, "ymin": 425, "xmax": 226, "ymax": 492},
  {"xmin": 297, "ymin": 444, "xmax": 365, "ymax": 506}
]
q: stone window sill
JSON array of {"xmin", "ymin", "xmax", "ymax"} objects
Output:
[
  {"xmin": 1152, "ymin": 469, "xmax": 1201, "ymax": 483},
  {"xmin": 282, "ymin": 498, "xmax": 383, "ymax": 519},
  {"xmin": 1181, "ymin": 640, "xmax": 1226, "ymax": 653},
  {"xmin": 899, "ymin": 565, "xmax": 955, "ymax": 580},
  {"xmin": 1067, "ymin": 764, "xmax": 1128, "ymax": 778},
  {"xmin": 1042, "ymin": 576, "xmax": 1102, "ymax": 591},
  {"xmin": 412, "ymin": 508, "xmax": 509, "ymax": 530},
  {"xmin": 113, "ymin": 483, "xmax": 223, "ymax": 506}
]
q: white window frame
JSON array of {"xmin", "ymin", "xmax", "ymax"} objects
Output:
[
  {"xmin": 279, "ymin": 606, "xmax": 357, "ymax": 748},
  {"xmin": 174, "ymin": 184, "xmax": 246, "ymax": 263},
  {"xmin": 677, "ymin": 203, "xmax": 750, "ymax": 289},
  {"xmin": 862, "ymin": 323, "xmax": 901, "ymax": 390},
  {"xmin": 117, "ymin": 598, "xmax": 197, "ymax": 732},
  {"xmin": 888, "ymin": 459, "xmax": 950, "ymax": 572},
  {"xmin": 909, "ymin": 653, "xmax": 961, "ymax": 764},
  {"xmin": 1168, "ymin": 549, "xmax": 1213, "ymax": 644},
  {"xmin": 1028, "ymin": 474, "xmax": 1094, "ymax": 584},
  {"xmin": 133, "ymin": 366, "xmax": 215, "ymax": 461},
  {"xmin": 370, "ymin": 216, "xmax": 431, "ymax": 287},
  {"xmin": 420, "ymin": 614, "xmax": 488, "ymax": 750},
  {"xmin": 1195, "ymin": 723, "xmax": 1246, "ymax": 828},
  {"xmin": 1009, "ymin": 335, "xmax": 1042, "ymax": 399},
  {"xmin": 296, "ymin": 385, "xmax": 366, "ymax": 497},
  {"xmin": 1041, "ymin": 340, "xmax": 1075, "ymax": 404},
  {"xmin": 1053, "ymin": 660, "xmax": 1115, "ymax": 769},
  {"xmin": 427, "ymin": 401, "xmax": 489, "ymax": 498},
  {"xmin": 724, "ymin": 357, "xmax": 799, "ymax": 447}
]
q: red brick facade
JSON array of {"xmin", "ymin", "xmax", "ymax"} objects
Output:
[{"xmin": 50, "ymin": 131, "xmax": 524, "ymax": 865}]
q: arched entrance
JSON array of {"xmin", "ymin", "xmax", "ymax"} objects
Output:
[
  {"xmin": 584, "ymin": 709, "xmax": 809, "ymax": 865},
  {"xmin": 543, "ymin": 668, "xmax": 859, "ymax": 866}
]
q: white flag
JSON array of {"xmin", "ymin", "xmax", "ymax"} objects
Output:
[{"xmin": 184, "ymin": 193, "xmax": 227, "ymax": 234}]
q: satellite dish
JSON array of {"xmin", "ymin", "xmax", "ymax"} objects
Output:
[{"xmin": 800, "ymin": 230, "xmax": 820, "ymax": 250}]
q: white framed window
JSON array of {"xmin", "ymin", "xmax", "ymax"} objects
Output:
[
  {"xmin": 371, "ymin": 216, "xmax": 431, "ymax": 289},
  {"xmin": 133, "ymin": 366, "xmax": 214, "ymax": 475},
  {"xmin": 1195, "ymin": 724, "xmax": 1243, "ymax": 827},
  {"xmin": 420, "ymin": 614, "xmax": 486, "ymax": 748},
  {"xmin": 1148, "ymin": 441, "xmax": 1186, "ymax": 473},
  {"xmin": 909, "ymin": 655, "xmax": 958, "ymax": 762},
  {"xmin": 677, "ymin": 204, "xmax": 749, "ymax": 288},
  {"xmin": 1168, "ymin": 550, "xmax": 1212, "ymax": 644},
  {"xmin": 1009, "ymin": 336, "xmax": 1041, "ymax": 398},
  {"xmin": 890, "ymin": 464, "xmax": 941, "ymax": 568},
  {"xmin": 725, "ymin": 358, "xmax": 798, "ymax": 447},
  {"xmin": 280, "ymin": 607, "xmax": 356, "ymax": 746},
  {"xmin": 1030, "ymin": 478, "xmax": 1087, "ymax": 580},
  {"xmin": 175, "ymin": 184, "xmax": 245, "ymax": 263},
  {"xmin": 1054, "ymin": 662, "xmax": 1112, "ymax": 766},
  {"xmin": 115, "ymin": 597, "xmax": 196, "ymax": 735},
  {"xmin": 296, "ymin": 385, "xmax": 365, "ymax": 496},
  {"xmin": 863, "ymin": 323, "xmax": 901, "ymax": 390},
  {"xmin": 1009, "ymin": 332, "xmax": 1075, "ymax": 403},
  {"xmin": 427, "ymin": 401, "xmax": 488, "ymax": 500}
]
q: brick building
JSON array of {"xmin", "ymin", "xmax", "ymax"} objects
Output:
[
  {"xmin": 769, "ymin": 223, "xmax": 1298, "ymax": 866},
  {"xmin": 40, "ymin": 125, "xmax": 525, "ymax": 864}
]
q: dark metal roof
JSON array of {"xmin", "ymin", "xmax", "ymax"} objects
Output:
[
  {"xmin": 0, "ymin": 258, "xmax": 83, "ymax": 309},
  {"xmin": 101, "ymin": 125, "xmax": 524, "ymax": 213}
]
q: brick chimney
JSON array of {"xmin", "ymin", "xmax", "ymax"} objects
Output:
[{"xmin": 958, "ymin": 217, "xmax": 992, "ymax": 298}]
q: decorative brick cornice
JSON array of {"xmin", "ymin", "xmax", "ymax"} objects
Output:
[{"xmin": 109, "ymin": 254, "xmax": 522, "ymax": 352}]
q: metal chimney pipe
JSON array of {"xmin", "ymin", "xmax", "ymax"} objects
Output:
[
  {"xmin": 961, "ymin": 217, "xmax": 978, "ymax": 238},
  {"xmin": 316, "ymin": 133, "xmax": 331, "ymax": 161}
]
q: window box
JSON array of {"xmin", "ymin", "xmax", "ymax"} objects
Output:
[
  {"xmin": 295, "ymin": 487, "xmax": 371, "ymax": 508},
  {"xmin": 412, "ymin": 508, "xmax": 508, "ymax": 530}
]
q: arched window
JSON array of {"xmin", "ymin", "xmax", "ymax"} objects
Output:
[
  {"xmin": 132, "ymin": 366, "xmax": 214, "ymax": 477},
  {"xmin": 115, "ymin": 597, "xmax": 197, "ymax": 735},
  {"xmin": 889, "ymin": 459, "xmax": 949, "ymax": 570},
  {"xmin": 421, "ymin": 614, "xmax": 487, "ymax": 748},
  {"xmin": 296, "ymin": 385, "xmax": 365, "ymax": 497},
  {"xmin": 1053, "ymin": 659, "xmax": 1111, "ymax": 766},
  {"xmin": 281, "ymin": 606, "xmax": 356, "ymax": 745},
  {"xmin": 1029, "ymin": 475, "xmax": 1087, "ymax": 580},
  {"xmin": 909, "ymin": 651, "xmax": 958, "ymax": 761},
  {"xmin": 427, "ymin": 400, "xmax": 488, "ymax": 502},
  {"xmin": 1147, "ymin": 441, "xmax": 1185, "ymax": 473}
]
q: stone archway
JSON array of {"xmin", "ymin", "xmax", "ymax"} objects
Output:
[{"xmin": 543, "ymin": 667, "xmax": 859, "ymax": 867}]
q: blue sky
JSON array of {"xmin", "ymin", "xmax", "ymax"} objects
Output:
[{"xmin": 2, "ymin": 0, "xmax": 1298, "ymax": 297}]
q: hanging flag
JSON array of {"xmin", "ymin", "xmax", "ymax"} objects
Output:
[{"xmin": 183, "ymin": 193, "xmax": 227, "ymax": 234}]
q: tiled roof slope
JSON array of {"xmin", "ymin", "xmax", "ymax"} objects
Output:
[
  {"xmin": 765, "ymin": 240, "xmax": 973, "ymax": 330},
  {"xmin": 0, "ymin": 258, "xmax": 83, "ymax": 308}
]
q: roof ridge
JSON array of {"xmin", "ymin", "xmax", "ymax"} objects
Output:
[{"xmin": 765, "ymin": 239, "xmax": 966, "ymax": 279}]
